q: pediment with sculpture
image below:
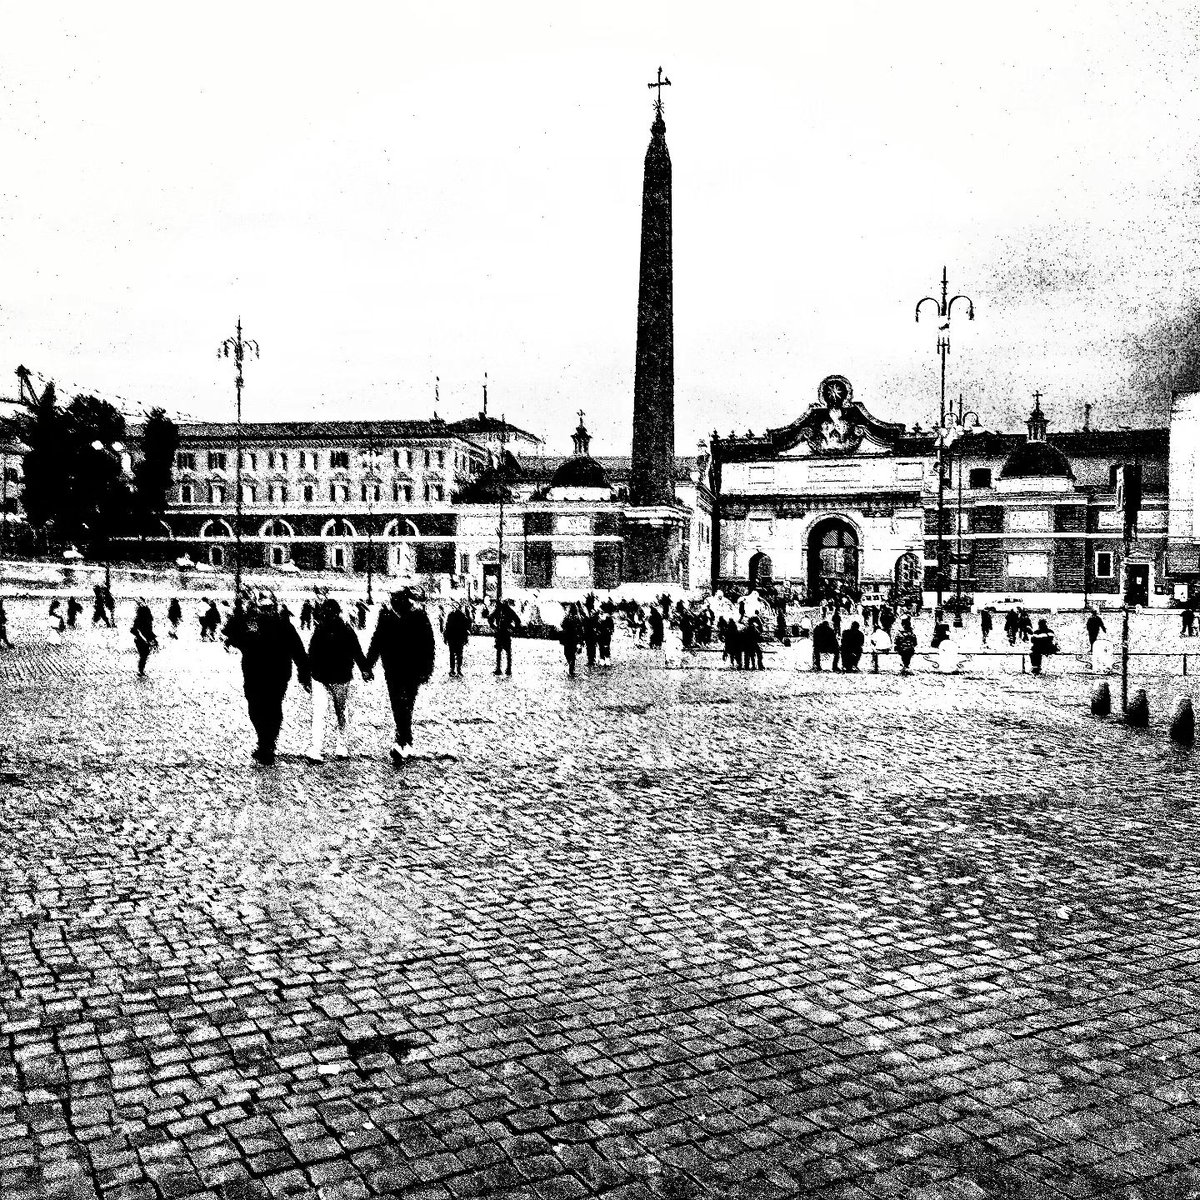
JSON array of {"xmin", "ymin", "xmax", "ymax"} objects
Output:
[{"xmin": 768, "ymin": 376, "xmax": 907, "ymax": 458}]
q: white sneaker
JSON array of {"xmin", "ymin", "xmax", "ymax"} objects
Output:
[
  {"xmin": 306, "ymin": 751, "xmax": 325, "ymax": 764},
  {"xmin": 334, "ymin": 742, "xmax": 349, "ymax": 759}
]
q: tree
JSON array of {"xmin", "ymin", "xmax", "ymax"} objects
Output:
[
  {"xmin": 58, "ymin": 396, "xmax": 131, "ymax": 549},
  {"xmin": 16, "ymin": 381, "xmax": 64, "ymax": 549},
  {"xmin": 131, "ymin": 408, "xmax": 179, "ymax": 534}
]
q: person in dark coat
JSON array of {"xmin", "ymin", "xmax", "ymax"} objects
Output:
[
  {"xmin": 979, "ymin": 606, "xmax": 993, "ymax": 646},
  {"xmin": 582, "ymin": 605, "xmax": 600, "ymax": 666},
  {"xmin": 200, "ymin": 599, "xmax": 221, "ymax": 641},
  {"xmin": 931, "ymin": 614, "xmax": 951, "ymax": 648},
  {"xmin": 66, "ymin": 597, "xmax": 83, "ymax": 629},
  {"xmin": 1017, "ymin": 608, "xmax": 1033, "ymax": 642},
  {"xmin": 1030, "ymin": 618, "xmax": 1058, "ymax": 675},
  {"xmin": 443, "ymin": 602, "xmax": 471, "ymax": 676},
  {"xmin": 366, "ymin": 588, "xmax": 436, "ymax": 764},
  {"xmin": 0, "ymin": 599, "xmax": 10, "ymax": 649},
  {"xmin": 879, "ymin": 604, "xmax": 895, "ymax": 636},
  {"xmin": 167, "ymin": 597, "xmax": 182, "ymax": 639},
  {"xmin": 490, "ymin": 598, "xmax": 522, "ymax": 676},
  {"xmin": 598, "ymin": 611, "xmax": 614, "ymax": 662},
  {"xmin": 561, "ymin": 604, "xmax": 584, "ymax": 677},
  {"xmin": 299, "ymin": 599, "xmax": 314, "ymax": 631},
  {"xmin": 647, "ymin": 606, "xmax": 665, "ymax": 650},
  {"xmin": 92, "ymin": 584, "xmax": 112, "ymax": 627},
  {"xmin": 840, "ymin": 620, "xmax": 865, "ymax": 672},
  {"xmin": 894, "ymin": 618, "xmax": 918, "ymax": 675},
  {"xmin": 1004, "ymin": 608, "xmax": 1020, "ymax": 646},
  {"xmin": 355, "ymin": 598, "xmax": 368, "ymax": 630},
  {"xmin": 131, "ymin": 599, "xmax": 157, "ymax": 677},
  {"xmin": 812, "ymin": 617, "xmax": 840, "ymax": 672},
  {"xmin": 1086, "ymin": 609, "xmax": 1106, "ymax": 647},
  {"xmin": 1182, "ymin": 605, "xmax": 1196, "ymax": 638},
  {"xmin": 742, "ymin": 616, "xmax": 764, "ymax": 670},
  {"xmin": 223, "ymin": 592, "xmax": 311, "ymax": 765},
  {"xmin": 723, "ymin": 617, "xmax": 742, "ymax": 669},
  {"xmin": 307, "ymin": 599, "xmax": 371, "ymax": 761}
]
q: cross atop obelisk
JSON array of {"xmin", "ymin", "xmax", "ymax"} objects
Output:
[{"xmin": 648, "ymin": 67, "xmax": 671, "ymax": 118}]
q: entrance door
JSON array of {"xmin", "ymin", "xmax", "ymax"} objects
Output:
[
  {"xmin": 807, "ymin": 518, "xmax": 859, "ymax": 602},
  {"xmin": 748, "ymin": 551, "xmax": 773, "ymax": 589},
  {"xmin": 1125, "ymin": 564, "xmax": 1150, "ymax": 607},
  {"xmin": 483, "ymin": 563, "xmax": 500, "ymax": 597}
]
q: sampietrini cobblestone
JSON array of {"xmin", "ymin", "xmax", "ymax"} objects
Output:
[{"xmin": 0, "ymin": 600, "xmax": 1199, "ymax": 1198}]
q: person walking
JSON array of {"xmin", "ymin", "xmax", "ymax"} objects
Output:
[
  {"xmin": 199, "ymin": 599, "xmax": 221, "ymax": 641},
  {"xmin": 1017, "ymin": 608, "xmax": 1033, "ymax": 643},
  {"xmin": 299, "ymin": 599, "xmax": 314, "ymax": 632},
  {"xmin": 92, "ymin": 585, "xmax": 112, "ymax": 628},
  {"xmin": 582, "ymin": 605, "xmax": 600, "ymax": 667},
  {"xmin": 879, "ymin": 603, "xmax": 895, "ymax": 637},
  {"xmin": 723, "ymin": 617, "xmax": 743, "ymax": 669},
  {"xmin": 840, "ymin": 620, "xmax": 865, "ymax": 672},
  {"xmin": 647, "ymin": 605, "xmax": 665, "ymax": 650},
  {"xmin": 443, "ymin": 602, "xmax": 471, "ymax": 676},
  {"xmin": 167, "ymin": 597, "xmax": 182, "ymax": 639},
  {"xmin": 1030, "ymin": 617, "xmax": 1058, "ymax": 675},
  {"xmin": 979, "ymin": 606, "xmax": 993, "ymax": 647},
  {"xmin": 366, "ymin": 588, "xmax": 436, "ymax": 764},
  {"xmin": 894, "ymin": 618, "xmax": 918, "ymax": 675},
  {"xmin": 223, "ymin": 592, "xmax": 311, "ymax": 766},
  {"xmin": 0, "ymin": 599, "xmax": 10, "ymax": 649},
  {"xmin": 1181, "ymin": 604, "xmax": 1196, "ymax": 638},
  {"xmin": 131, "ymin": 599, "xmax": 157, "ymax": 677},
  {"xmin": 48, "ymin": 600, "xmax": 65, "ymax": 644},
  {"xmin": 66, "ymin": 596, "xmax": 82, "ymax": 629},
  {"xmin": 743, "ymin": 615, "xmax": 765, "ymax": 670},
  {"xmin": 1085, "ymin": 608, "xmax": 1106, "ymax": 648},
  {"xmin": 355, "ymin": 598, "xmax": 368, "ymax": 631},
  {"xmin": 598, "ymin": 610, "xmax": 614, "ymax": 663},
  {"xmin": 490, "ymin": 597, "xmax": 521, "ymax": 676},
  {"xmin": 812, "ymin": 616, "xmax": 840, "ymax": 672},
  {"xmin": 1004, "ymin": 608, "xmax": 1020, "ymax": 646},
  {"xmin": 561, "ymin": 604, "xmax": 584, "ymax": 677},
  {"xmin": 306, "ymin": 599, "xmax": 372, "ymax": 761}
]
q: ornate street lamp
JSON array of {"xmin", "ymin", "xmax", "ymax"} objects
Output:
[
  {"xmin": 916, "ymin": 268, "xmax": 976, "ymax": 610},
  {"xmin": 218, "ymin": 319, "xmax": 259, "ymax": 602}
]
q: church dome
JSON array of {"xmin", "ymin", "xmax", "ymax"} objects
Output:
[
  {"xmin": 998, "ymin": 440, "xmax": 1073, "ymax": 480},
  {"xmin": 550, "ymin": 455, "xmax": 610, "ymax": 490}
]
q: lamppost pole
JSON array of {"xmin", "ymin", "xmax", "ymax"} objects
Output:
[
  {"xmin": 916, "ymin": 267, "xmax": 975, "ymax": 611},
  {"xmin": 90, "ymin": 439, "xmax": 126, "ymax": 591},
  {"xmin": 360, "ymin": 436, "xmax": 378, "ymax": 605},
  {"xmin": 496, "ymin": 409, "xmax": 507, "ymax": 605},
  {"xmin": 219, "ymin": 318, "xmax": 259, "ymax": 602},
  {"xmin": 946, "ymin": 396, "xmax": 980, "ymax": 628}
]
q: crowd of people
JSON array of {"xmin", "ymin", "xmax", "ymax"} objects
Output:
[{"xmin": 11, "ymin": 581, "xmax": 1200, "ymax": 764}]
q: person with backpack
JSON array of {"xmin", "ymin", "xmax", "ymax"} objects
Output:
[{"xmin": 443, "ymin": 602, "xmax": 471, "ymax": 677}]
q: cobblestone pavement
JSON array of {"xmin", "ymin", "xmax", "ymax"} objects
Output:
[{"xmin": 2, "ymin": 602, "xmax": 1200, "ymax": 1199}]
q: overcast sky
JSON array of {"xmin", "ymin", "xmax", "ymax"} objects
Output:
[{"xmin": 3, "ymin": 2, "xmax": 1199, "ymax": 454}]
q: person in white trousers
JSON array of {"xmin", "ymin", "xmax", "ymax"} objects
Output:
[{"xmin": 305, "ymin": 599, "xmax": 372, "ymax": 762}]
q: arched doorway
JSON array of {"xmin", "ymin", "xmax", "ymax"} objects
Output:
[
  {"xmin": 894, "ymin": 551, "xmax": 921, "ymax": 605},
  {"xmin": 807, "ymin": 518, "xmax": 858, "ymax": 602},
  {"xmin": 748, "ymin": 551, "xmax": 773, "ymax": 589}
]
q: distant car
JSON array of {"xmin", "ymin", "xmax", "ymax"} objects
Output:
[{"xmin": 860, "ymin": 589, "xmax": 889, "ymax": 606}]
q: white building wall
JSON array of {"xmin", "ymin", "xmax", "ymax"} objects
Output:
[{"xmin": 1169, "ymin": 388, "xmax": 1200, "ymax": 545}]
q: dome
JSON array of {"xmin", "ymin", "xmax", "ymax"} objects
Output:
[
  {"xmin": 998, "ymin": 440, "xmax": 1073, "ymax": 480},
  {"xmin": 550, "ymin": 455, "xmax": 610, "ymax": 490}
]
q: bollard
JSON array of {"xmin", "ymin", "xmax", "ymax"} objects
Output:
[
  {"xmin": 1171, "ymin": 696, "xmax": 1195, "ymax": 748},
  {"xmin": 1091, "ymin": 680, "xmax": 1111, "ymax": 717},
  {"xmin": 871, "ymin": 651, "xmax": 880, "ymax": 674},
  {"xmin": 1125, "ymin": 688, "xmax": 1150, "ymax": 729}
]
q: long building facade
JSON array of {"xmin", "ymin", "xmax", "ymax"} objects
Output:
[
  {"xmin": 712, "ymin": 375, "xmax": 1177, "ymax": 608},
  {"xmin": 120, "ymin": 411, "xmax": 713, "ymax": 597}
]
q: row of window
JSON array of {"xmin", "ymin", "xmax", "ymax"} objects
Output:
[
  {"xmin": 178, "ymin": 448, "xmax": 476, "ymax": 474},
  {"xmin": 179, "ymin": 482, "xmax": 446, "ymax": 504}
]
